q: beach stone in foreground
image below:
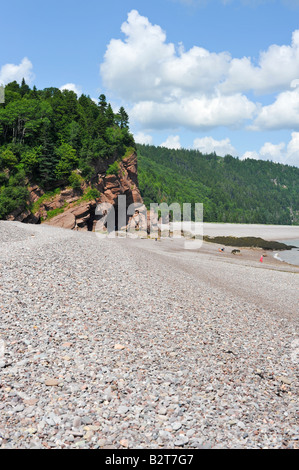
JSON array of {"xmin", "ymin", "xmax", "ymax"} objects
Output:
[{"xmin": 0, "ymin": 221, "xmax": 298, "ymax": 449}]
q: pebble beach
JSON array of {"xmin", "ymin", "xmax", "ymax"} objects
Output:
[{"xmin": 0, "ymin": 221, "xmax": 298, "ymax": 449}]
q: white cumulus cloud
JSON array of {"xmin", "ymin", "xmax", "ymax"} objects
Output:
[
  {"xmin": 101, "ymin": 9, "xmax": 232, "ymax": 101},
  {"xmin": 131, "ymin": 94, "xmax": 256, "ymax": 130},
  {"xmin": 100, "ymin": 10, "xmax": 299, "ymax": 140},
  {"xmin": 134, "ymin": 132, "xmax": 153, "ymax": 145},
  {"xmin": 193, "ymin": 136, "xmax": 238, "ymax": 156},
  {"xmin": 251, "ymin": 86, "xmax": 299, "ymax": 130},
  {"xmin": 241, "ymin": 150, "xmax": 260, "ymax": 161},
  {"xmin": 160, "ymin": 135, "xmax": 182, "ymax": 149},
  {"xmin": 220, "ymin": 30, "xmax": 299, "ymax": 95},
  {"xmin": 101, "ymin": 9, "xmax": 176, "ymax": 103},
  {"xmin": 100, "ymin": 10, "xmax": 257, "ymax": 131},
  {"xmin": 0, "ymin": 57, "xmax": 34, "ymax": 85},
  {"xmin": 242, "ymin": 132, "xmax": 299, "ymax": 167},
  {"xmin": 100, "ymin": 10, "xmax": 299, "ymax": 133},
  {"xmin": 60, "ymin": 83, "xmax": 82, "ymax": 96}
]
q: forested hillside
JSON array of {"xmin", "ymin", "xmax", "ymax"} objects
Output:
[
  {"xmin": 1, "ymin": 80, "xmax": 299, "ymax": 226},
  {"xmin": 0, "ymin": 80, "xmax": 134, "ymax": 219},
  {"xmin": 137, "ymin": 144, "xmax": 299, "ymax": 225}
]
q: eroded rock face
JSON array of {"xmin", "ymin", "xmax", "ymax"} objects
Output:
[
  {"xmin": 45, "ymin": 211, "xmax": 76, "ymax": 230},
  {"xmin": 93, "ymin": 152, "xmax": 143, "ymax": 232},
  {"xmin": 45, "ymin": 201, "xmax": 97, "ymax": 231},
  {"xmin": 6, "ymin": 207, "xmax": 39, "ymax": 224},
  {"xmin": 6, "ymin": 185, "xmax": 44, "ymax": 224},
  {"xmin": 98, "ymin": 153, "xmax": 143, "ymax": 207},
  {"xmin": 7, "ymin": 151, "xmax": 144, "ymax": 232}
]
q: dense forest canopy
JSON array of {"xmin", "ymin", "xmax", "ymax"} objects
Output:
[
  {"xmin": 1, "ymin": 79, "xmax": 298, "ymax": 226},
  {"xmin": 137, "ymin": 144, "xmax": 299, "ymax": 225},
  {"xmin": 0, "ymin": 79, "xmax": 134, "ymax": 219}
]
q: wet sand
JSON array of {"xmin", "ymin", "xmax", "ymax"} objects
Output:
[
  {"xmin": 158, "ymin": 222, "xmax": 299, "ymax": 271},
  {"xmin": 116, "ymin": 235, "xmax": 299, "ymax": 319}
]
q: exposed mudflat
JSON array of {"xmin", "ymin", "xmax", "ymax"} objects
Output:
[{"xmin": 201, "ymin": 222, "xmax": 299, "ymax": 241}]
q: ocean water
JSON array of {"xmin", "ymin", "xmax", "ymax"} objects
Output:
[{"xmin": 273, "ymin": 239, "xmax": 299, "ymax": 267}]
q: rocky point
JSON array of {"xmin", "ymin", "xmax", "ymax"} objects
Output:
[{"xmin": 5, "ymin": 151, "xmax": 143, "ymax": 232}]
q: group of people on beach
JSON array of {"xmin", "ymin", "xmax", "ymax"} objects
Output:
[{"xmin": 218, "ymin": 246, "xmax": 264, "ymax": 262}]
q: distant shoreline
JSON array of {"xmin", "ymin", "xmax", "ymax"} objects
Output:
[
  {"xmin": 201, "ymin": 222, "xmax": 299, "ymax": 241},
  {"xmin": 146, "ymin": 222, "xmax": 299, "ymax": 271}
]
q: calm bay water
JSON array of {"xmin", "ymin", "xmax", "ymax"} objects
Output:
[{"xmin": 273, "ymin": 239, "xmax": 299, "ymax": 267}]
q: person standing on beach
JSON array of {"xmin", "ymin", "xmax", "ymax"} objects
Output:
[{"xmin": 260, "ymin": 255, "xmax": 263, "ymax": 262}]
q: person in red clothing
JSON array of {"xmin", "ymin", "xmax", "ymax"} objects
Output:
[{"xmin": 260, "ymin": 255, "xmax": 263, "ymax": 262}]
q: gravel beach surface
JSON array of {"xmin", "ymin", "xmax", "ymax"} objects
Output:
[{"xmin": 0, "ymin": 221, "xmax": 298, "ymax": 449}]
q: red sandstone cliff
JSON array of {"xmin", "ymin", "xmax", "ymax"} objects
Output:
[{"xmin": 6, "ymin": 151, "xmax": 143, "ymax": 232}]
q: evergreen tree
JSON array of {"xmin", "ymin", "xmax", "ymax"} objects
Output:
[
  {"xmin": 38, "ymin": 118, "xmax": 57, "ymax": 187},
  {"xmin": 105, "ymin": 104, "xmax": 115, "ymax": 127},
  {"xmin": 98, "ymin": 94, "xmax": 107, "ymax": 114},
  {"xmin": 20, "ymin": 78, "xmax": 30, "ymax": 97},
  {"xmin": 118, "ymin": 106, "xmax": 129, "ymax": 129}
]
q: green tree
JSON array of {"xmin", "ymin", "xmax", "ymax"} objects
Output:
[
  {"xmin": 68, "ymin": 170, "xmax": 83, "ymax": 189},
  {"xmin": 105, "ymin": 104, "xmax": 115, "ymax": 127},
  {"xmin": 20, "ymin": 146, "xmax": 41, "ymax": 177},
  {"xmin": 98, "ymin": 94, "xmax": 107, "ymax": 114},
  {"xmin": 116, "ymin": 107, "xmax": 129, "ymax": 129},
  {"xmin": 55, "ymin": 143, "xmax": 78, "ymax": 179},
  {"xmin": 0, "ymin": 148, "xmax": 18, "ymax": 169},
  {"xmin": 20, "ymin": 78, "xmax": 30, "ymax": 97}
]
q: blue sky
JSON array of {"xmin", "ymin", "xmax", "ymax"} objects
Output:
[{"xmin": 1, "ymin": 0, "xmax": 299, "ymax": 166}]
